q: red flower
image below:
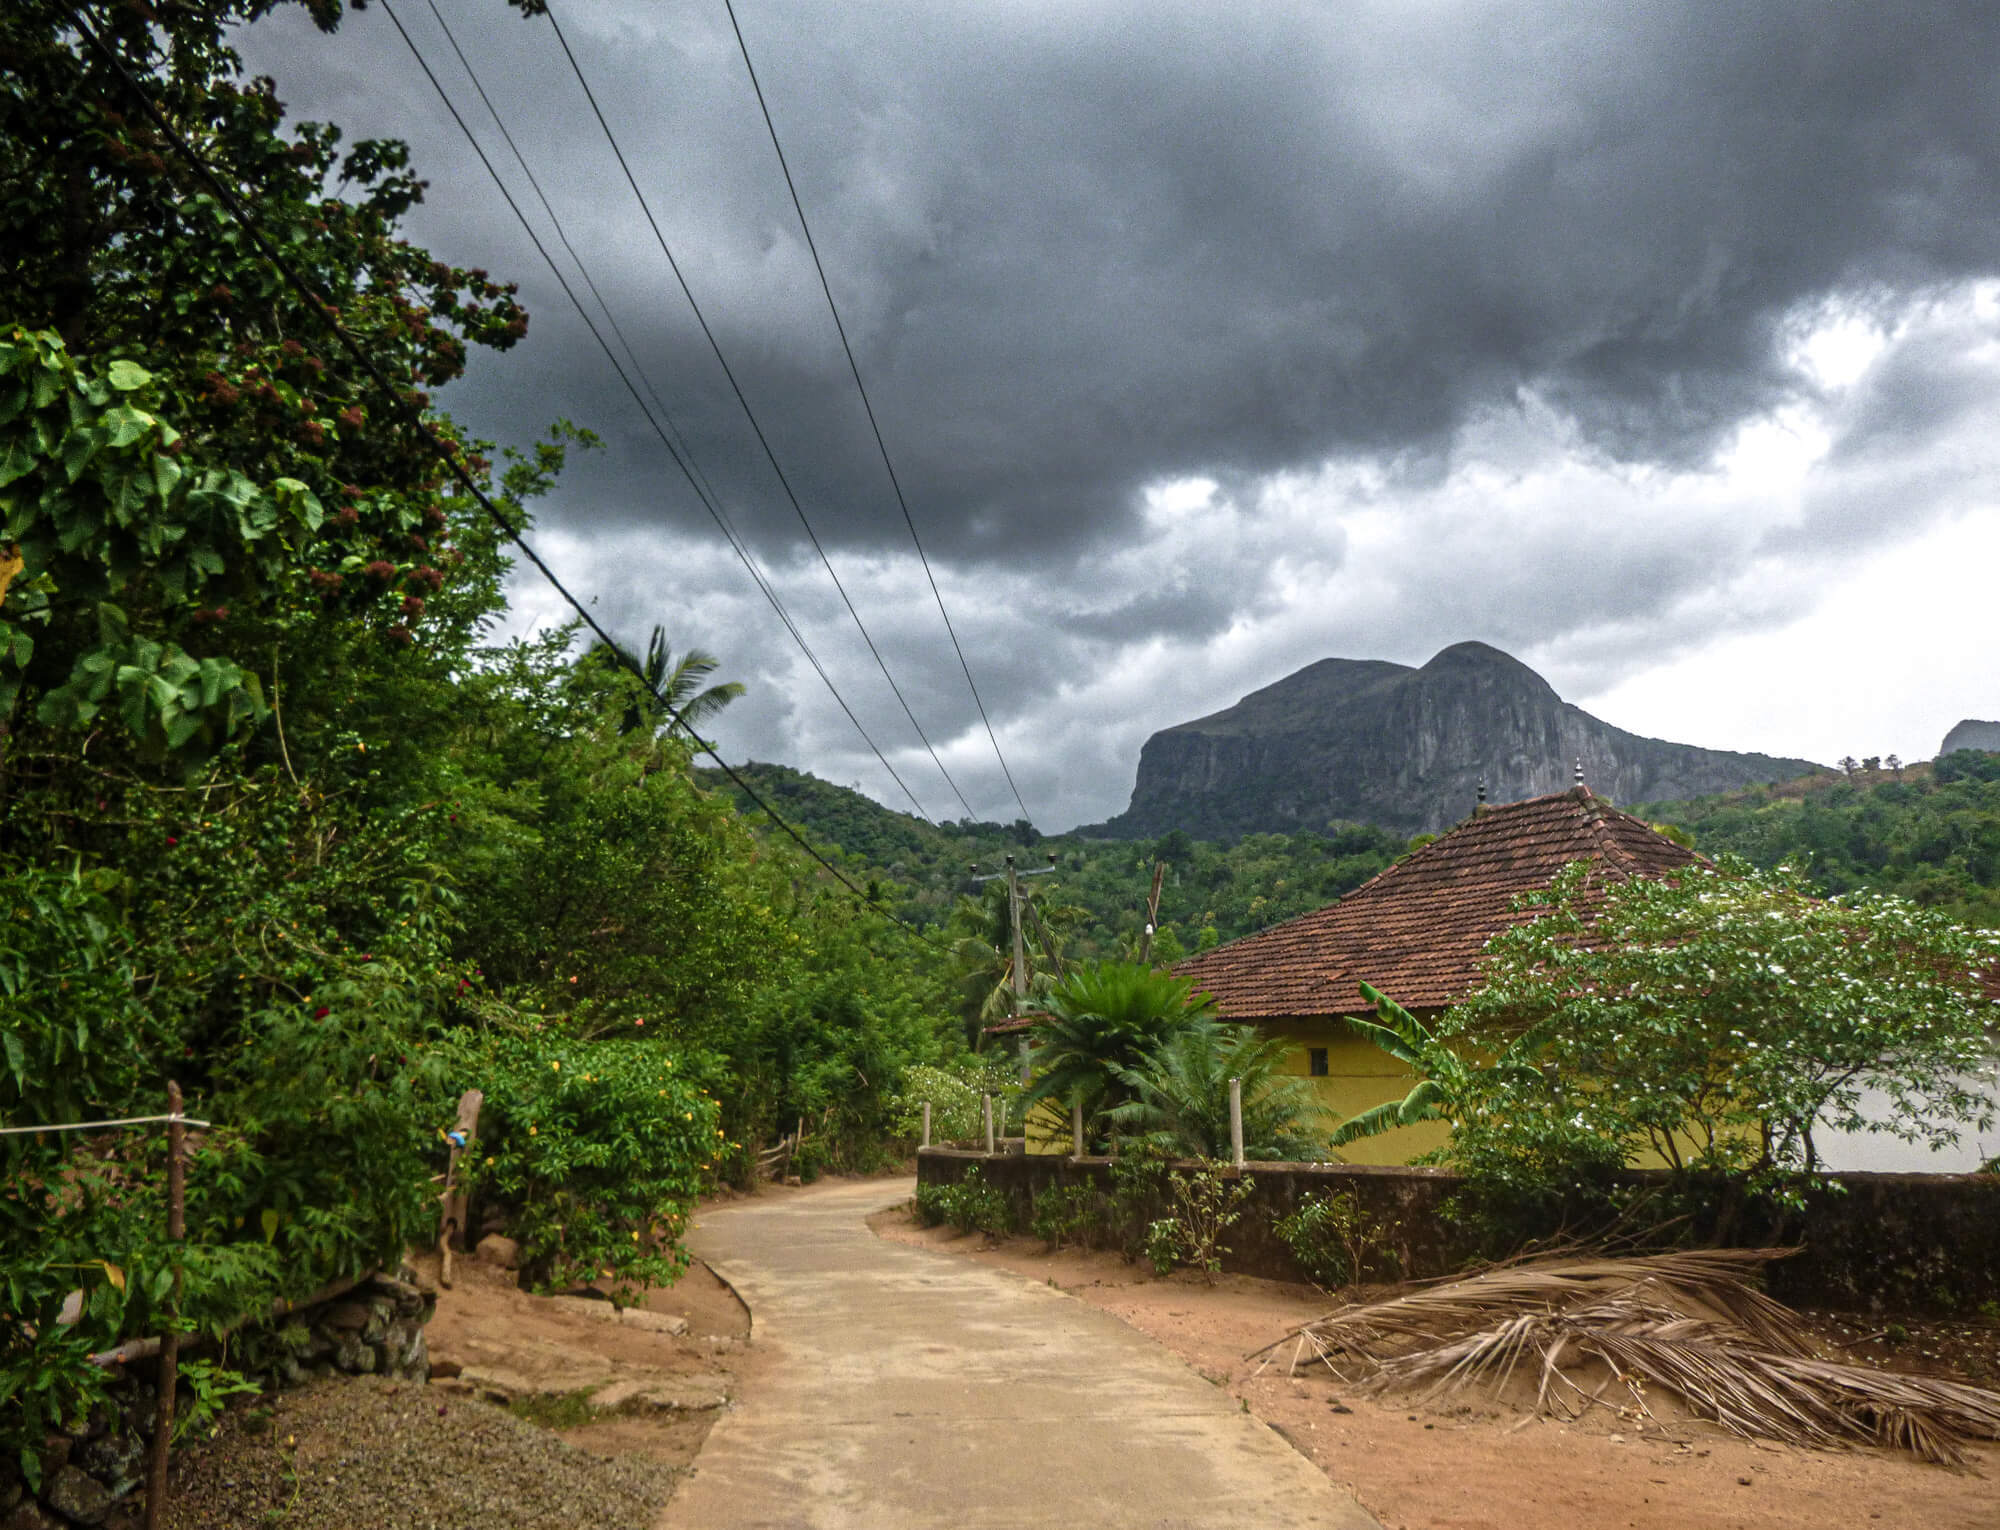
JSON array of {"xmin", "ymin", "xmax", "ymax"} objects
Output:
[
  {"xmin": 166, "ymin": 836, "xmax": 178, "ymax": 846},
  {"xmin": 314, "ymin": 1007, "xmax": 330, "ymax": 1019}
]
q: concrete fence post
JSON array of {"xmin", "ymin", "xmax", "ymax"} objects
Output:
[
  {"xmin": 1071, "ymin": 1098, "xmax": 1085, "ymax": 1160},
  {"xmin": 983, "ymin": 1093, "xmax": 996, "ymax": 1156},
  {"xmin": 921, "ymin": 1101, "xmax": 932, "ymax": 1149},
  {"xmin": 1228, "ymin": 1077, "xmax": 1245, "ymax": 1169}
]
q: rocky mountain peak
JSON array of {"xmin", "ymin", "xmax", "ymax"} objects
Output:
[{"xmin": 1097, "ymin": 643, "xmax": 1822, "ymax": 839}]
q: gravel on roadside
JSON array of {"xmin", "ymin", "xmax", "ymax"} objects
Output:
[{"xmin": 161, "ymin": 1374, "xmax": 678, "ymax": 1530}]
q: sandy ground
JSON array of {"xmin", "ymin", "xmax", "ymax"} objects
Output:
[{"xmin": 871, "ymin": 1208, "xmax": 1999, "ymax": 1530}]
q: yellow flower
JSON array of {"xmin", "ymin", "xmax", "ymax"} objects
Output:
[
  {"xmin": 528, "ymin": 1125, "xmax": 538, "ymax": 1136},
  {"xmin": 684, "ymin": 1112, "xmax": 692, "ymax": 1121},
  {"xmin": 551, "ymin": 1061, "xmax": 561, "ymax": 1071}
]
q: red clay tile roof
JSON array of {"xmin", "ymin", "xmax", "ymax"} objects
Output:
[{"xmin": 1172, "ymin": 786, "xmax": 1702, "ymax": 1018}]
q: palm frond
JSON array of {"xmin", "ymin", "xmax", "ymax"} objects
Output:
[{"xmin": 1257, "ymin": 1247, "xmax": 2000, "ymax": 1466}]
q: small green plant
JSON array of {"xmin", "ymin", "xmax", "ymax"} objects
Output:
[
  {"xmin": 1144, "ymin": 1218, "xmax": 1183, "ymax": 1275},
  {"xmin": 1274, "ymin": 1190, "xmax": 1402, "ymax": 1289},
  {"xmin": 1029, "ymin": 1184, "xmax": 1097, "ymax": 1250},
  {"xmin": 1143, "ymin": 1161, "xmax": 1254, "ymax": 1281},
  {"xmin": 1108, "ymin": 1141, "xmax": 1173, "ymax": 1257},
  {"xmin": 913, "ymin": 1168, "xmax": 1011, "ymax": 1238},
  {"xmin": 174, "ymin": 1358, "xmax": 262, "ymax": 1442}
]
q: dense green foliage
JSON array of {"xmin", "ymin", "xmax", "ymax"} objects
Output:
[
  {"xmin": 704, "ymin": 763, "xmax": 1408, "ymax": 987},
  {"xmin": 0, "ymin": 0, "xmax": 962, "ymax": 1477},
  {"xmin": 1640, "ymin": 755, "xmax": 2000, "ymax": 931}
]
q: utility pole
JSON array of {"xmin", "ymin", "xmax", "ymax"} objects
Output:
[{"xmin": 972, "ymin": 851, "xmax": 1060, "ymax": 1088}]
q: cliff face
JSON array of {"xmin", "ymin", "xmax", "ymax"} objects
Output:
[
  {"xmin": 1100, "ymin": 641, "xmax": 1823, "ymax": 838},
  {"xmin": 1941, "ymin": 720, "xmax": 2000, "ymax": 756}
]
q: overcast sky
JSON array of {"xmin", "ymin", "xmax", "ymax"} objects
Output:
[{"xmin": 238, "ymin": 0, "xmax": 2000, "ymax": 830}]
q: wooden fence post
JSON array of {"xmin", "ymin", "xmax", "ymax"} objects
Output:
[
  {"xmin": 144, "ymin": 1081, "xmax": 185, "ymax": 1530},
  {"xmin": 1228, "ymin": 1077, "xmax": 1245, "ymax": 1169},
  {"xmin": 436, "ymin": 1089, "xmax": 484, "ymax": 1288},
  {"xmin": 1071, "ymin": 1099, "xmax": 1085, "ymax": 1160},
  {"xmin": 982, "ymin": 1093, "xmax": 995, "ymax": 1156},
  {"xmin": 920, "ymin": 1101, "xmax": 931, "ymax": 1150}
]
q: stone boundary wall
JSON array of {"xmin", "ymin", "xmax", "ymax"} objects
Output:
[
  {"xmin": 916, "ymin": 1148, "xmax": 2000, "ymax": 1314},
  {"xmin": 2, "ymin": 1272, "xmax": 434, "ymax": 1528}
]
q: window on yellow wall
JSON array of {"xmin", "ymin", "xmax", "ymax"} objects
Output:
[{"xmin": 1308, "ymin": 1047, "xmax": 1328, "ymax": 1077}]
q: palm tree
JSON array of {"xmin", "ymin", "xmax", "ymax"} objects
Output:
[
  {"xmin": 590, "ymin": 626, "xmax": 745, "ymax": 741},
  {"xmin": 945, "ymin": 877, "xmax": 1085, "ymax": 1041},
  {"xmin": 1020, "ymin": 961, "xmax": 1216, "ymax": 1137},
  {"xmin": 1107, "ymin": 1023, "xmax": 1330, "ymax": 1160}
]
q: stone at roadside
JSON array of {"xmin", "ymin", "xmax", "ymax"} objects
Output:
[
  {"xmin": 544, "ymin": 1295, "xmax": 687, "ymax": 1336},
  {"xmin": 587, "ymin": 1378, "xmax": 728, "ymax": 1414},
  {"xmin": 74, "ymin": 1432, "xmax": 145, "ymax": 1499},
  {"xmin": 322, "ymin": 1301, "xmax": 373, "ymax": 1332},
  {"xmin": 43, "ymin": 1465, "xmax": 113, "ymax": 1526},
  {"xmin": 476, "ymin": 1235, "xmax": 521, "ymax": 1269}
]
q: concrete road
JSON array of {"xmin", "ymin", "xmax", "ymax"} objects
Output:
[{"xmin": 663, "ymin": 1177, "xmax": 1380, "ymax": 1530}]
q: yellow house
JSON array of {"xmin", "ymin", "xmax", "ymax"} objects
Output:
[{"xmin": 1168, "ymin": 783, "xmax": 1703, "ymax": 1163}]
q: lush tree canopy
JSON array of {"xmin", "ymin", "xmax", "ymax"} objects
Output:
[{"xmin": 0, "ymin": 0, "xmax": 964, "ymax": 1478}]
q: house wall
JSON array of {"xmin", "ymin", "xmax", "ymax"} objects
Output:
[{"xmin": 1262, "ymin": 1017, "xmax": 1450, "ymax": 1165}]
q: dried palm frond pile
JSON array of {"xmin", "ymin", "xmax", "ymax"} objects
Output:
[{"xmin": 1256, "ymin": 1248, "xmax": 2000, "ymax": 1466}]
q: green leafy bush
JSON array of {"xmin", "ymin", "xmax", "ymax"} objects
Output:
[
  {"xmin": 911, "ymin": 1167, "xmax": 1011, "ymax": 1238},
  {"xmin": 1106, "ymin": 1142, "xmax": 1174, "ymax": 1257},
  {"xmin": 1274, "ymin": 1191, "xmax": 1400, "ymax": 1288},
  {"xmin": 443, "ymin": 1031, "xmax": 720, "ymax": 1296},
  {"xmin": 1029, "ymin": 1183, "xmax": 1098, "ymax": 1250},
  {"xmin": 1142, "ymin": 1161, "xmax": 1254, "ymax": 1281}
]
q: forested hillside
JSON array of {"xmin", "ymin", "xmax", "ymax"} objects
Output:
[
  {"xmin": 1639, "ymin": 753, "xmax": 2000, "ymax": 929},
  {"xmin": 704, "ymin": 762, "xmax": 1411, "ymax": 959}
]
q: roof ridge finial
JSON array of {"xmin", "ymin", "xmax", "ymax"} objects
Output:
[
  {"xmin": 1572, "ymin": 756, "xmax": 1589, "ymax": 796},
  {"xmin": 1476, "ymin": 775, "xmax": 1488, "ymax": 814}
]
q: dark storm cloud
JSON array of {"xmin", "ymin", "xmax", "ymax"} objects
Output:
[
  {"xmin": 228, "ymin": 1, "xmax": 2000, "ymax": 825},
  {"xmin": 241, "ymin": 0, "xmax": 2000, "ymax": 567}
]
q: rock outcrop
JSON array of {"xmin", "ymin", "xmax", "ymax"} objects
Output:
[
  {"xmin": 1099, "ymin": 641, "xmax": 1822, "ymax": 838},
  {"xmin": 1941, "ymin": 719, "xmax": 2000, "ymax": 757}
]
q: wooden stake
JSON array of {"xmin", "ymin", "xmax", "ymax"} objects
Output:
[
  {"xmin": 1229, "ymin": 1076, "xmax": 1245, "ymax": 1169},
  {"xmin": 920, "ymin": 1101, "xmax": 932, "ymax": 1150},
  {"xmin": 1071, "ymin": 1098, "xmax": 1085, "ymax": 1160},
  {"xmin": 982, "ymin": 1093, "xmax": 996, "ymax": 1156},
  {"xmin": 436, "ymin": 1089, "xmax": 483, "ymax": 1289},
  {"xmin": 144, "ymin": 1081, "xmax": 185, "ymax": 1530}
]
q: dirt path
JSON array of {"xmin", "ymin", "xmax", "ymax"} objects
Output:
[
  {"xmin": 666, "ymin": 1176, "xmax": 1381, "ymax": 1529},
  {"xmin": 874, "ymin": 1210, "xmax": 1999, "ymax": 1530}
]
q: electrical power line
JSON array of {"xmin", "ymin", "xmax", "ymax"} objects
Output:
[
  {"xmin": 541, "ymin": 0, "xmax": 984, "ymax": 824},
  {"xmin": 65, "ymin": 6, "xmax": 943, "ymax": 949},
  {"xmin": 399, "ymin": 0, "xmax": 933, "ymax": 827},
  {"xmin": 374, "ymin": 0, "xmax": 940, "ymax": 824},
  {"xmin": 719, "ymin": 0, "xmax": 1036, "ymax": 827}
]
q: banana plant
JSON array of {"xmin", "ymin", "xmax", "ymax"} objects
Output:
[{"xmin": 1330, "ymin": 980, "xmax": 1537, "ymax": 1146}]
